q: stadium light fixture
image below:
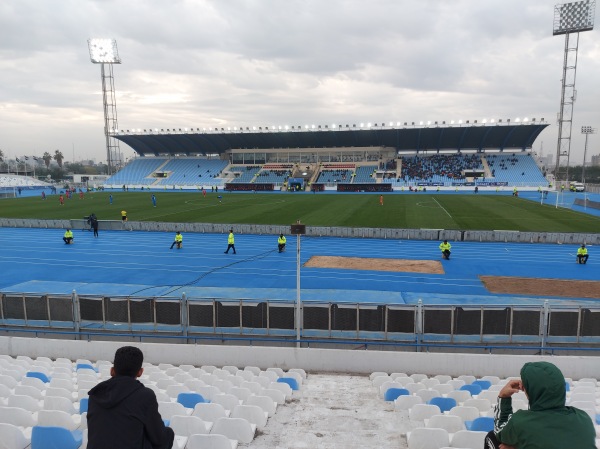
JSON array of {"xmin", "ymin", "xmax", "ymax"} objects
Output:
[
  {"xmin": 87, "ymin": 38, "xmax": 121, "ymax": 64},
  {"xmin": 581, "ymin": 125, "xmax": 596, "ymax": 185},
  {"xmin": 553, "ymin": 0, "xmax": 595, "ymax": 35}
]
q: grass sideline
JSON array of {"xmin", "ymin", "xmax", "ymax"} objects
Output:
[{"xmin": 2, "ymin": 191, "xmax": 600, "ymax": 232}]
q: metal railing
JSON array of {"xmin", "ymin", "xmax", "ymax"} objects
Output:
[{"xmin": 1, "ymin": 292, "xmax": 599, "ymax": 351}]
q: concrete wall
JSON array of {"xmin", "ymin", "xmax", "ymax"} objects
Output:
[{"xmin": 1, "ymin": 336, "xmax": 597, "ymax": 380}]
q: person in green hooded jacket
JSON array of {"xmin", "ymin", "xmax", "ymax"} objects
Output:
[{"xmin": 485, "ymin": 361, "xmax": 596, "ymax": 449}]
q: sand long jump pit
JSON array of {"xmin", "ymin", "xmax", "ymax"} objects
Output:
[
  {"xmin": 481, "ymin": 276, "xmax": 600, "ymax": 299},
  {"xmin": 304, "ymin": 256, "xmax": 445, "ymax": 274}
]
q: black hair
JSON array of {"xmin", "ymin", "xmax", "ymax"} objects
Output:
[{"xmin": 113, "ymin": 346, "xmax": 144, "ymax": 377}]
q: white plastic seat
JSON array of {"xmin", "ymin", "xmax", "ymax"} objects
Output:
[
  {"xmin": 37, "ymin": 409, "xmax": 81, "ymax": 431},
  {"xmin": 156, "ymin": 379, "xmax": 178, "ymax": 390},
  {"xmin": 258, "ymin": 371, "xmax": 279, "ymax": 382},
  {"xmin": 210, "ymin": 417, "xmax": 256, "ymax": 444},
  {"xmin": 240, "ymin": 381, "xmax": 262, "ymax": 396},
  {"xmin": 457, "ymin": 375, "xmax": 476, "ymax": 385},
  {"xmin": 288, "ymin": 368, "xmax": 307, "ymax": 380},
  {"xmin": 188, "ymin": 368, "xmax": 207, "ymax": 379},
  {"xmin": 8, "ymin": 394, "xmax": 43, "ymax": 413},
  {"xmin": 0, "ymin": 422, "xmax": 31, "ymax": 449},
  {"xmin": 192, "ymin": 402, "xmax": 230, "ymax": 422},
  {"xmin": 0, "ymin": 405, "xmax": 36, "ymax": 427},
  {"xmin": 448, "ymin": 406, "xmax": 480, "ymax": 422},
  {"xmin": 267, "ymin": 382, "xmax": 292, "ymax": 400},
  {"xmin": 246, "ymin": 394, "xmax": 277, "ymax": 417},
  {"xmin": 372, "ymin": 375, "xmax": 391, "ymax": 388},
  {"xmin": 187, "ymin": 433, "xmax": 237, "ymax": 449},
  {"xmin": 409, "ymin": 404, "xmax": 440, "ymax": 421},
  {"xmin": 243, "ymin": 366, "xmax": 261, "ymax": 376},
  {"xmin": 451, "ymin": 430, "xmax": 488, "ymax": 449},
  {"xmin": 0, "ymin": 375, "xmax": 18, "ymax": 389},
  {"xmin": 183, "ymin": 380, "xmax": 206, "ymax": 391},
  {"xmin": 212, "ymin": 369, "xmax": 230, "ymax": 380},
  {"xmin": 14, "ymin": 385, "xmax": 45, "ymax": 400},
  {"xmin": 76, "ymin": 380, "xmax": 98, "ymax": 392},
  {"xmin": 0, "ymin": 383, "xmax": 13, "ymax": 399},
  {"xmin": 480, "ymin": 376, "xmax": 501, "ymax": 386},
  {"xmin": 261, "ymin": 388, "xmax": 286, "ymax": 405},
  {"xmin": 394, "ymin": 395, "xmax": 423, "ymax": 411},
  {"xmin": 425, "ymin": 414, "xmax": 464, "ymax": 433},
  {"xmin": 200, "ymin": 365, "xmax": 218, "ymax": 374},
  {"xmin": 43, "ymin": 395, "xmax": 77, "ymax": 414},
  {"xmin": 379, "ymin": 381, "xmax": 405, "ymax": 398},
  {"xmin": 447, "ymin": 379, "xmax": 466, "ymax": 390},
  {"xmin": 165, "ymin": 367, "xmax": 183, "ymax": 377},
  {"xmin": 422, "ymin": 378, "xmax": 441, "ymax": 388},
  {"xmin": 165, "ymin": 384, "xmax": 190, "ymax": 399},
  {"xmin": 49, "ymin": 378, "xmax": 74, "ymax": 391},
  {"xmin": 431, "ymin": 384, "xmax": 454, "ymax": 395},
  {"xmin": 158, "ymin": 401, "xmax": 189, "ymax": 420},
  {"xmin": 463, "ymin": 398, "xmax": 492, "ymax": 413},
  {"xmin": 221, "ymin": 366, "xmax": 239, "ymax": 375},
  {"xmin": 405, "ymin": 383, "xmax": 427, "ymax": 394},
  {"xmin": 50, "ymin": 372, "xmax": 72, "ymax": 381},
  {"xmin": 2, "ymin": 370, "xmax": 24, "ymax": 381},
  {"xmin": 195, "ymin": 386, "xmax": 220, "ymax": 401},
  {"xmin": 407, "ymin": 427, "xmax": 450, "ymax": 449},
  {"xmin": 213, "ymin": 380, "xmax": 234, "ymax": 395},
  {"xmin": 231, "ymin": 404, "xmax": 268, "ymax": 429},
  {"xmin": 158, "ymin": 363, "xmax": 175, "ymax": 371},
  {"xmin": 173, "ymin": 373, "xmax": 193, "ymax": 384},
  {"xmin": 283, "ymin": 371, "xmax": 302, "ymax": 386},
  {"xmin": 212, "ymin": 394, "xmax": 241, "ymax": 412},
  {"xmin": 434, "ymin": 375, "xmax": 452, "ymax": 384},
  {"xmin": 45, "ymin": 387, "xmax": 76, "ymax": 402},
  {"xmin": 235, "ymin": 371, "xmax": 255, "ymax": 382},
  {"xmin": 447, "ymin": 390, "xmax": 472, "ymax": 405},
  {"xmin": 254, "ymin": 376, "xmax": 271, "ymax": 389},
  {"xmin": 416, "ymin": 389, "xmax": 438, "ymax": 403},
  {"xmin": 169, "ymin": 414, "xmax": 211, "ymax": 436},
  {"xmin": 266, "ymin": 367, "xmax": 284, "ymax": 377},
  {"xmin": 477, "ymin": 390, "xmax": 500, "ymax": 402},
  {"xmin": 149, "ymin": 371, "xmax": 169, "ymax": 382}
]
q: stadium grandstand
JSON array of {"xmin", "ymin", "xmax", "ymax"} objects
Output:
[
  {"xmin": 3, "ymin": 120, "xmax": 600, "ymax": 449},
  {"xmin": 103, "ymin": 122, "xmax": 553, "ymax": 191}
]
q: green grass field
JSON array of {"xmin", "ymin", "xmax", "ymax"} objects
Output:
[{"xmin": 1, "ymin": 191, "xmax": 599, "ymax": 232}]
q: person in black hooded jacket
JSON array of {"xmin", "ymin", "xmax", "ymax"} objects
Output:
[{"xmin": 87, "ymin": 346, "xmax": 174, "ymax": 449}]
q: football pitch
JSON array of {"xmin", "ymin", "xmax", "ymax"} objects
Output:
[{"xmin": 2, "ymin": 191, "xmax": 599, "ymax": 233}]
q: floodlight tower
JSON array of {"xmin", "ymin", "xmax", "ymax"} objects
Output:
[
  {"xmin": 552, "ymin": 0, "xmax": 596, "ymax": 184},
  {"xmin": 581, "ymin": 126, "xmax": 596, "ymax": 185},
  {"xmin": 87, "ymin": 38, "xmax": 122, "ymax": 175}
]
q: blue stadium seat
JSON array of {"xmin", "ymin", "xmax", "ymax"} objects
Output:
[
  {"xmin": 78, "ymin": 398, "xmax": 88, "ymax": 414},
  {"xmin": 427, "ymin": 396, "xmax": 457, "ymax": 413},
  {"xmin": 472, "ymin": 380, "xmax": 492, "ymax": 391},
  {"xmin": 277, "ymin": 377, "xmax": 299, "ymax": 391},
  {"xmin": 465, "ymin": 416, "xmax": 494, "ymax": 432},
  {"xmin": 75, "ymin": 363, "xmax": 97, "ymax": 372},
  {"xmin": 26, "ymin": 371, "xmax": 50, "ymax": 383},
  {"xmin": 460, "ymin": 384, "xmax": 482, "ymax": 396},
  {"xmin": 31, "ymin": 426, "xmax": 83, "ymax": 449},
  {"xmin": 383, "ymin": 388, "xmax": 409, "ymax": 401},
  {"xmin": 177, "ymin": 392, "xmax": 209, "ymax": 409}
]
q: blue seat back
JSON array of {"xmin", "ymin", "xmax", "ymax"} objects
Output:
[
  {"xmin": 467, "ymin": 416, "xmax": 494, "ymax": 432},
  {"xmin": 472, "ymin": 380, "xmax": 492, "ymax": 390},
  {"xmin": 177, "ymin": 392, "xmax": 208, "ymax": 409},
  {"xmin": 31, "ymin": 426, "xmax": 83, "ymax": 449},
  {"xmin": 75, "ymin": 363, "xmax": 97, "ymax": 372},
  {"xmin": 460, "ymin": 384, "xmax": 482, "ymax": 396},
  {"xmin": 26, "ymin": 371, "xmax": 51, "ymax": 383},
  {"xmin": 79, "ymin": 397, "xmax": 88, "ymax": 414},
  {"xmin": 277, "ymin": 377, "xmax": 299, "ymax": 391},
  {"xmin": 384, "ymin": 388, "xmax": 409, "ymax": 401},
  {"xmin": 427, "ymin": 396, "xmax": 457, "ymax": 413}
]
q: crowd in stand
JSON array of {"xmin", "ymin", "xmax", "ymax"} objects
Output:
[{"xmin": 400, "ymin": 154, "xmax": 482, "ymax": 182}]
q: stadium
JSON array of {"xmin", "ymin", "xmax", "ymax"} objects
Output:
[{"xmin": 2, "ymin": 6, "xmax": 600, "ymax": 449}]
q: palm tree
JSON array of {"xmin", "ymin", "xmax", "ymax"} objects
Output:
[
  {"xmin": 43, "ymin": 152, "xmax": 52, "ymax": 168},
  {"xmin": 53, "ymin": 150, "xmax": 64, "ymax": 168}
]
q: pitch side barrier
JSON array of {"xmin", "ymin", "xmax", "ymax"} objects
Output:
[
  {"xmin": 0, "ymin": 218, "xmax": 598, "ymax": 245},
  {"xmin": 1, "ymin": 292, "xmax": 600, "ymax": 351}
]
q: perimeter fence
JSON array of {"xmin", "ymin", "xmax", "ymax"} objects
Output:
[
  {"xmin": 1, "ymin": 292, "xmax": 599, "ymax": 351},
  {"xmin": 0, "ymin": 218, "xmax": 599, "ymax": 245}
]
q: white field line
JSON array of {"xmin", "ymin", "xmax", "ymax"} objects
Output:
[{"xmin": 432, "ymin": 197, "xmax": 453, "ymax": 219}]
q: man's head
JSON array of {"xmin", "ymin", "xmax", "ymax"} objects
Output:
[
  {"xmin": 520, "ymin": 361, "xmax": 566, "ymax": 411},
  {"xmin": 176, "ymin": 231, "xmax": 180, "ymax": 235},
  {"xmin": 280, "ymin": 234, "xmax": 284, "ymax": 238},
  {"xmin": 230, "ymin": 229, "xmax": 233, "ymax": 233},
  {"xmin": 443, "ymin": 240, "xmax": 448, "ymax": 243},
  {"xmin": 111, "ymin": 346, "xmax": 144, "ymax": 378},
  {"xmin": 582, "ymin": 244, "xmax": 586, "ymax": 248}
]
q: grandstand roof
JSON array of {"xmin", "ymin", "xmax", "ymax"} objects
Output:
[{"xmin": 114, "ymin": 123, "xmax": 548, "ymax": 156}]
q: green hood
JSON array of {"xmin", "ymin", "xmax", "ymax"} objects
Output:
[{"xmin": 520, "ymin": 361, "xmax": 566, "ymax": 411}]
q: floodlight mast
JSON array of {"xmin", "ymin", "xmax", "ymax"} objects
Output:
[
  {"xmin": 87, "ymin": 38, "xmax": 122, "ymax": 176},
  {"xmin": 581, "ymin": 126, "xmax": 596, "ymax": 185},
  {"xmin": 552, "ymin": 1, "xmax": 596, "ymax": 185}
]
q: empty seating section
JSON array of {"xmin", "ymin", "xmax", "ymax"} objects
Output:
[
  {"xmin": 0, "ymin": 355, "xmax": 304, "ymax": 448},
  {"xmin": 0, "ymin": 175, "xmax": 51, "ymax": 188},
  {"xmin": 229, "ymin": 165, "xmax": 261, "ymax": 183},
  {"xmin": 485, "ymin": 154, "xmax": 547, "ymax": 184},
  {"xmin": 155, "ymin": 159, "xmax": 227, "ymax": 186},
  {"xmin": 254, "ymin": 165, "xmax": 293, "ymax": 184},
  {"xmin": 399, "ymin": 154, "xmax": 483, "ymax": 184},
  {"xmin": 105, "ymin": 158, "xmax": 167, "ymax": 186},
  {"xmin": 353, "ymin": 165, "xmax": 377, "ymax": 183}
]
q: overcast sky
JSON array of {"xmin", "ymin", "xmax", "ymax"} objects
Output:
[{"xmin": 0, "ymin": 0, "xmax": 598, "ymax": 164}]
